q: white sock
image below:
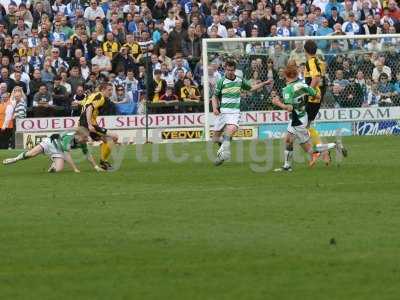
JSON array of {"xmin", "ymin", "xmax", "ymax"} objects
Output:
[
  {"xmin": 222, "ymin": 135, "xmax": 231, "ymax": 152},
  {"xmin": 315, "ymin": 143, "xmax": 336, "ymax": 152},
  {"xmin": 284, "ymin": 150, "xmax": 293, "ymax": 168}
]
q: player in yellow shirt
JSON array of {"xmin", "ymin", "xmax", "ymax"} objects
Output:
[
  {"xmin": 78, "ymin": 82, "xmax": 118, "ymax": 171},
  {"xmin": 303, "ymin": 40, "xmax": 347, "ymax": 164}
]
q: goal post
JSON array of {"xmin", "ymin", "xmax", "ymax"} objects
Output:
[{"xmin": 202, "ymin": 34, "xmax": 400, "ymax": 141}]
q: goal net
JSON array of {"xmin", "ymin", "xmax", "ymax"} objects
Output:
[{"xmin": 202, "ymin": 34, "xmax": 400, "ymax": 141}]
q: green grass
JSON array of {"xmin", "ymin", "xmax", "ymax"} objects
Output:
[{"xmin": 1, "ymin": 136, "xmax": 400, "ymax": 300}]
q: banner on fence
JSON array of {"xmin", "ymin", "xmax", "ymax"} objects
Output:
[
  {"xmin": 356, "ymin": 120, "xmax": 400, "ymax": 136},
  {"xmin": 258, "ymin": 122, "xmax": 353, "ymax": 140},
  {"xmin": 16, "ymin": 107, "xmax": 400, "ymax": 132}
]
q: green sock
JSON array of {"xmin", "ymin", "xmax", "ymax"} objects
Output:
[{"xmin": 16, "ymin": 152, "xmax": 28, "ymax": 161}]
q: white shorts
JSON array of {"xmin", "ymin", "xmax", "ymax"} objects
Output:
[
  {"xmin": 214, "ymin": 113, "xmax": 240, "ymax": 132},
  {"xmin": 39, "ymin": 138, "xmax": 64, "ymax": 160},
  {"xmin": 287, "ymin": 123, "xmax": 310, "ymax": 144}
]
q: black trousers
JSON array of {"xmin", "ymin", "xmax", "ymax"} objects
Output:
[{"xmin": 0, "ymin": 128, "xmax": 13, "ymax": 149}]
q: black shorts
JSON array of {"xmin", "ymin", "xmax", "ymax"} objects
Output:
[
  {"xmin": 89, "ymin": 125, "xmax": 107, "ymax": 141},
  {"xmin": 306, "ymin": 102, "xmax": 321, "ymax": 122},
  {"xmin": 79, "ymin": 115, "xmax": 107, "ymax": 141},
  {"xmin": 306, "ymin": 85, "xmax": 326, "ymax": 122}
]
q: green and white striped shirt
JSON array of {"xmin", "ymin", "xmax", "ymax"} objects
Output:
[
  {"xmin": 214, "ymin": 76, "xmax": 252, "ymax": 113},
  {"xmin": 283, "ymin": 80, "xmax": 317, "ymax": 126}
]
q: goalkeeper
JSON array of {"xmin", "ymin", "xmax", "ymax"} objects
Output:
[{"xmin": 2, "ymin": 127, "xmax": 103, "ymax": 173}]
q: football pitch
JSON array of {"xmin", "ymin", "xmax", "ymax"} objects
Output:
[{"xmin": 1, "ymin": 136, "xmax": 400, "ymax": 300}]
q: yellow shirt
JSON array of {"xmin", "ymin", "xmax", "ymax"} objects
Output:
[
  {"xmin": 123, "ymin": 42, "xmax": 142, "ymax": 59},
  {"xmin": 181, "ymin": 86, "xmax": 199, "ymax": 100},
  {"xmin": 153, "ymin": 79, "xmax": 162, "ymax": 103},
  {"xmin": 304, "ymin": 56, "xmax": 325, "ymax": 85},
  {"xmin": 80, "ymin": 92, "xmax": 106, "ymax": 125},
  {"xmin": 102, "ymin": 41, "xmax": 120, "ymax": 59},
  {"xmin": 304, "ymin": 56, "xmax": 326, "ymax": 104}
]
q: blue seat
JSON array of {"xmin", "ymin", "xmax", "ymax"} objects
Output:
[{"xmin": 115, "ymin": 90, "xmax": 139, "ymax": 115}]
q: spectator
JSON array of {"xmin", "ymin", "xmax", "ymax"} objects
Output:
[
  {"xmin": 11, "ymin": 61, "xmax": 30, "ymax": 85},
  {"xmin": 377, "ymin": 73, "xmax": 396, "ymax": 106},
  {"xmin": 59, "ymin": 71, "xmax": 72, "ymax": 95},
  {"xmin": 67, "ymin": 66, "xmax": 85, "ymax": 94},
  {"xmin": 305, "ymin": 13, "xmax": 319, "ymax": 36},
  {"xmin": 387, "ymin": 0, "xmax": 400, "ymax": 21},
  {"xmin": 158, "ymin": 47, "xmax": 172, "ymax": 70},
  {"xmin": 8, "ymin": 71, "xmax": 27, "ymax": 95},
  {"xmin": 325, "ymin": 0, "xmax": 344, "ymax": 19},
  {"xmin": 360, "ymin": 15, "xmax": 382, "ymax": 35},
  {"xmin": 12, "ymin": 18, "xmax": 30, "ymax": 38},
  {"xmin": 182, "ymin": 24, "xmax": 201, "ymax": 71},
  {"xmin": 91, "ymin": 47, "xmax": 112, "ymax": 75},
  {"xmin": 372, "ymin": 59, "xmax": 392, "ymax": 83},
  {"xmin": 273, "ymin": 44, "xmax": 289, "ymax": 71},
  {"xmin": 0, "ymin": 93, "xmax": 13, "ymax": 149},
  {"xmin": 328, "ymin": 7, "xmax": 344, "ymax": 28},
  {"xmin": 102, "ymin": 32, "xmax": 120, "ymax": 60},
  {"xmin": 160, "ymin": 86, "xmax": 178, "ymax": 103},
  {"xmin": 71, "ymin": 85, "xmax": 86, "ymax": 116},
  {"xmin": 123, "ymin": 69, "xmax": 138, "ymax": 94},
  {"xmin": 355, "ymin": 70, "xmax": 369, "ymax": 105},
  {"xmin": 172, "ymin": 55, "xmax": 189, "ymax": 79},
  {"xmin": 50, "ymin": 47, "xmax": 69, "ymax": 72},
  {"xmin": 150, "ymin": 54, "xmax": 161, "ymax": 72},
  {"xmin": 52, "ymin": 76, "xmax": 69, "ymax": 109},
  {"xmin": 160, "ymin": 63, "xmax": 174, "ymax": 87},
  {"xmin": 41, "ymin": 57, "xmax": 57, "ymax": 89},
  {"xmin": 366, "ymin": 83, "xmax": 381, "ymax": 107},
  {"xmin": 12, "ymin": 87, "xmax": 27, "ymax": 120},
  {"xmin": 29, "ymin": 69, "xmax": 43, "ymax": 106},
  {"xmin": 334, "ymin": 69, "xmax": 350, "ymax": 89},
  {"xmin": 289, "ymin": 41, "xmax": 306, "ymax": 66},
  {"xmin": 85, "ymin": 72, "xmax": 100, "ymax": 93},
  {"xmin": 112, "ymin": 84, "xmax": 131, "ymax": 104},
  {"xmin": 342, "ymin": 12, "xmax": 360, "ymax": 34},
  {"xmin": 113, "ymin": 46, "xmax": 136, "ymax": 74},
  {"xmin": 0, "ymin": 67, "xmax": 14, "ymax": 87},
  {"xmin": 207, "ymin": 15, "xmax": 227, "ymax": 38},
  {"xmin": 163, "ymin": 9, "xmax": 177, "ymax": 33},
  {"xmin": 316, "ymin": 18, "xmax": 334, "ymax": 51},
  {"xmin": 32, "ymin": 83, "xmax": 54, "ymax": 117},
  {"xmin": 180, "ymin": 78, "xmax": 200, "ymax": 102},
  {"xmin": 79, "ymin": 57, "xmax": 91, "ymax": 81},
  {"xmin": 84, "ymin": 0, "xmax": 105, "ymax": 25},
  {"xmin": 168, "ymin": 18, "xmax": 186, "ymax": 57},
  {"xmin": 149, "ymin": 69, "xmax": 167, "ymax": 102},
  {"xmin": 0, "ymin": 83, "xmax": 8, "ymax": 98}
]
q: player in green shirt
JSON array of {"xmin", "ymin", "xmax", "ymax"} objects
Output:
[
  {"xmin": 213, "ymin": 60, "xmax": 272, "ymax": 166},
  {"xmin": 272, "ymin": 62, "xmax": 344, "ymax": 172},
  {"xmin": 3, "ymin": 127, "xmax": 103, "ymax": 173}
]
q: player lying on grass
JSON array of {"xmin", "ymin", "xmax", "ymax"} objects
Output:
[
  {"xmin": 2, "ymin": 127, "xmax": 103, "ymax": 173},
  {"xmin": 272, "ymin": 62, "xmax": 346, "ymax": 172},
  {"xmin": 213, "ymin": 60, "xmax": 272, "ymax": 166}
]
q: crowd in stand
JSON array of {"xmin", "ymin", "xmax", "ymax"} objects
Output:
[{"xmin": 0, "ymin": 0, "xmax": 399, "ymax": 147}]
